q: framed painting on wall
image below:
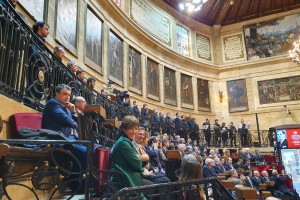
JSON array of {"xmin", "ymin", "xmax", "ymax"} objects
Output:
[
  {"xmin": 244, "ymin": 13, "xmax": 300, "ymax": 61},
  {"xmin": 85, "ymin": 7, "xmax": 102, "ymax": 73},
  {"xmin": 108, "ymin": 30, "xmax": 123, "ymax": 85},
  {"xmin": 19, "ymin": 0, "xmax": 45, "ymax": 21},
  {"xmin": 258, "ymin": 76, "xmax": 300, "ymax": 104},
  {"xmin": 181, "ymin": 74, "xmax": 193, "ymax": 109},
  {"xmin": 197, "ymin": 78, "xmax": 210, "ymax": 111},
  {"xmin": 128, "ymin": 46, "xmax": 142, "ymax": 94},
  {"xmin": 147, "ymin": 58, "xmax": 159, "ymax": 101},
  {"xmin": 227, "ymin": 79, "xmax": 248, "ymax": 112},
  {"xmin": 55, "ymin": 0, "xmax": 78, "ymax": 54},
  {"xmin": 164, "ymin": 67, "xmax": 177, "ymax": 106}
]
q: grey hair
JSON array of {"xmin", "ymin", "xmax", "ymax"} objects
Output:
[{"xmin": 205, "ymin": 158, "xmax": 214, "ymax": 165}]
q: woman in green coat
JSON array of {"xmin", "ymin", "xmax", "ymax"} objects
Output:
[{"xmin": 111, "ymin": 115, "xmax": 143, "ymax": 188}]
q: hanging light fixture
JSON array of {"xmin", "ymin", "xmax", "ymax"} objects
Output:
[
  {"xmin": 229, "ymin": 0, "xmax": 235, "ymax": 6},
  {"xmin": 178, "ymin": 0, "xmax": 209, "ymax": 13}
]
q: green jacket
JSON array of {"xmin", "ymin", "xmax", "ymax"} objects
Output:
[{"xmin": 111, "ymin": 135, "xmax": 143, "ymax": 188}]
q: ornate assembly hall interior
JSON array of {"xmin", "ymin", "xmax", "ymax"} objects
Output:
[{"xmin": 1, "ymin": 0, "xmax": 300, "ymax": 199}]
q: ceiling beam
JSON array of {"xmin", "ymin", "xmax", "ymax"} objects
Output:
[{"xmin": 215, "ymin": 2, "xmax": 231, "ymax": 25}]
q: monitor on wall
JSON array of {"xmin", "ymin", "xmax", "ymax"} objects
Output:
[{"xmin": 276, "ymin": 128, "xmax": 300, "ymax": 149}]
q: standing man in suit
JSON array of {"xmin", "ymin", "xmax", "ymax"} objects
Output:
[
  {"xmin": 238, "ymin": 119, "xmax": 249, "ymax": 147},
  {"xmin": 203, "ymin": 118, "xmax": 211, "ymax": 147},
  {"xmin": 132, "ymin": 100, "xmax": 140, "ymax": 117}
]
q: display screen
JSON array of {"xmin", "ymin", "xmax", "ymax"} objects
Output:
[{"xmin": 276, "ymin": 129, "xmax": 300, "ymax": 149}]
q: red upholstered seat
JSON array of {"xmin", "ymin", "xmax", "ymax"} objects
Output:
[
  {"xmin": 9, "ymin": 113, "xmax": 42, "ymax": 138},
  {"xmin": 264, "ymin": 155, "xmax": 276, "ymax": 164},
  {"xmin": 94, "ymin": 148, "xmax": 111, "ymax": 192},
  {"xmin": 285, "ymin": 178, "xmax": 294, "ymax": 189}
]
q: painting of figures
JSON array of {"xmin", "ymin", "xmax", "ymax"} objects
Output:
[
  {"xmin": 227, "ymin": 79, "xmax": 248, "ymax": 112},
  {"xmin": 85, "ymin": 8, "xmax": 102, "ymax": 72},
  {"xmin": 181, "ymin": 74, "xmax": 193, "ymax": 109},
  {"xmin": 164, "ymin": 67, "xmax": 176, "ymax": 106},
  {"xmin": 258, "ymin": 76, "xmax": 300, "ymax": 104},
  {"xmin": 19, "ymin": 0, "xmax": 45, "ymax": 21},
  {"xmin": 108, "ymin": 31, "xmax": 123, "ymax": 84},
  {"xmin": 128, "ymin": 46, "xmax": 142, "ymax": 93},
  {"xmin": 147, "ymin": 58, "xmax": 159, "ymax": 100},
  {"xmin": 244, "ymin": 13, "xmax": 300, "ymax": 61},
  {"xmin": 56, "ymin": 0, "xmax": 78, "ymax": 53},
  {"xmin": 197, "ymin": 79, "xmax": 210, "ymax": 111}
]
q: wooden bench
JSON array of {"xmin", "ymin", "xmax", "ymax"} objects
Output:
[
  {"xmin": 261, "ymin": 191, "xmax": 272, "ymax": 199},
  {"xmin": 221, "ymin": 180, "xmax": 235, "ymax": 190},
  {"xmin": 217, "ymin": 175, "xmax": 226, "ymax": 181},
  {"xmin": 235, "ymin": 186, "xmax": 258, "ymax": 200}
]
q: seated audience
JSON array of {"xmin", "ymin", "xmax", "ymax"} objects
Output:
[
  {"xmin": 213, "ymin": 157, "xmax": 225, "ymax": 174},
  {"xmin": 270, "ymin": 170, "xmax": 299, "ymax": 199},
  {"xmin": 111, "ymin": 115, "xmax": 143, "ymax": 188},
  {"xmin": 261, "ymin": 170, "xmax": 270, "ymax": 183},
  {"xmin": 224, "ymin": 158, "xmax": 235, "ymax": 171},
  {"xmin": 251, "ymin": 170, "xmax": 261, "ymax": 191},
  {"xmin": 203, "ymin": 158, "xmax": 217, "ymax": 178},
  {"xmin": 234, "ymin": 159, "xmax": 244, "ymax": 170},
  {"xmin": 228, "ymin": 169, "xmax": 242, "ymax": 186},
  {"xmin": 145, "ymin": 136, "xmax": 161, "ymax": 172},
  {"xmin": 177, "ymin": 144, "xmax": 186, "ymax": 157},
  {"xmin": 253, "ymin": 148, "xmax": 264, "ymax": 164},
  {"xmin": 243, "ymin": 148, "xmax": 253, "ymax": 160},
  {"xmin": 42, "ymin": 84, "xmax": 86, "ymax": 190},
  {"xmin": 243, "ymin": 170, "xmax": 257, "ymax": 191},
  {"xmin": 243, "ymin": 159, "xmax": 251, "ymax": 170}
]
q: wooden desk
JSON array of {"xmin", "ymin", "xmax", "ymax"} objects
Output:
[
  {"xmin": 221, "ymin": 180, "xmax": 235, "ymax": 190},
  {"xmin": 235, "ymin": 186, "xmax": 257, "ymax": 200},
  {"xmin": 217, "ymin": 176, "xmax": 226, "ymax": 181},
  {"xmin": 166, "ymin": 150, "xmax": 181, "ymax": 159},
  {"xmin": 102, "ymin": 118, "xmax": 120, "ymax": 128},
  {"xmin": 84, "ymin": 104, "xmax": 106, "ymax": 120}
]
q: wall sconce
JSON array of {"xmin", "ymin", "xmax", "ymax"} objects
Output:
[
  {"xmin": 229, "ymin": 0, "xmax": 234, "ymax": 5},
  {"xmin": 219, "ymin": 90, "xmax": 223, "ymax": 103}
]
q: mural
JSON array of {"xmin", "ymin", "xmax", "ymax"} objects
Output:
[
  {"xmin": 164, "ymin": 67, "xmax": 176, "ymax": 106},
  {"xmin": 258, "ymin": 76, "xmax": 300, "ymax": 104},
  {"xmin": 108, "ymin": 31, "xmax": 123, "ymax": 83},
  {"xmin": 147, "ymin": 58, "xmax": 159, "ymax": 100},
  {"xmin": 197, "ymin": 79, "xmax": 210, "ymax": 111},
  {"xmin": 85, "ymin": 8, "xmax": 102, "ymax": 71},
  {"xmin": 56, "ymin": 0, "xmax": 77, "ymax": 52},
  {"xmin": 227, "ymin": 79, "xmax": 248, "ymax": 112},
  {"xmin": 244, "ymin": 13, "xmax": 300, "ymax": 61},
  {"xmin": 19, "ymin": 0, "xmax": 44, "ymax": 21},
  {"xmin": 181, "ymin": 74, "xmax": 193, "ymax": 109},
  {"xmin": 128, "ymin": 46, "xmax": 142, "ymax": 93}
]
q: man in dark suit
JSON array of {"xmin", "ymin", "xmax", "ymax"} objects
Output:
[
  {"xmin": 132, "ymin": 100, "xmax": 140, "ymax": 117},
  {"xmin": 224, "ymin": 158, "xmax": 235, "ymax": 171},
  {"xmin": 270, "ymin": 170, "xmax": 299, "ymax": 198},
  {"xmin": 42, "ymin": 84, "xmax": 78, "ymax": 136},
  {"xmin": 243, "ymin": 159, "xmax": 251, "ymax": 171},
  {"xmin": 202, "ymin": 118, "xmax": 211, "ymax": 147},
  {"xmin": 261, "ymin": 170, "xmax": 270, "ymax": 183},
  {"xmin": 42, "ymin": 84, "xmax": 86, "ymax": 191},
  {"xmin": 251, "ymin": 171, "xmax": 261, "ymax": 191},
  {"xmin": 203, "ymin": 158, "xmax": 217, "ymax": 178},
  {"xmin": 234, "ymin": 159, "xmax": 244, "ymax": 170},
  {"xmin": 253, "ymin": 148, "xmax": 264, "ymax": 164},
  {"xmin": 213, "ymin": 158, "xmax": 225, "ymax": 175},
  {"xmin": 243, "ymin": 171, "xmax": 256, "ymax": 189}
]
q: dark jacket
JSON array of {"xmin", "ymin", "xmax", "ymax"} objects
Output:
[
  {"xmin": 42, "ymin": 98, "xmax": 78, "ymax": 137},
  {"xmin": 203, "ymin": 165, "xmax": 217, "ymax": 178},
  {"xmin": 251, "ymin": 176, "xmax": 261, "ymax": 190}
]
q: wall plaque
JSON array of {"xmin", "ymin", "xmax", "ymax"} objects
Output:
[
  {"xmin": 196, "ymin": 33, "xmax": 212, "ymax": 61},
  {"xmin": 130, "ymin": 0, "xmax": 172, "ymax": 46},
  {"xmin": 222, "ymin": 33, "xmax": 245, "ymax": 62}
]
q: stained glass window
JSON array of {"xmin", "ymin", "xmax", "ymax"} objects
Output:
[{"xmin": 176, "ymin": 25, "xmax": 189, "ymax": 56}]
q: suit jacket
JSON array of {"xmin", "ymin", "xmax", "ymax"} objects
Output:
[
  {"xmin": 233, "ymin": 163, "xmax": 243, "ymax": 170},
  {"xmin": 244, "ymin": 177, "xmax": 255, "ymax": 189},
  {"xmin": 251, "ymin": 176, "xmax": 261, "ymax": 190},
  {"xmin": 261, "ymin": 176, "xmax": 270, "ymax": 183},
  {"xmin": 203, "ymin": 165, "xmax": 217, "ymax": 178},
  {"xmin": 111, "ymin": 135, "xmax": 143, "ymax": 188},
  {"xmin": 42, "ymin": 98, "xmax": 78, "ymax": 137},
  {"xmin": 224, "ymin": 163, "xmax": 234, "ymax": 171}
]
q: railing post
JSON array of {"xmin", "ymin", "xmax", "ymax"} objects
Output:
[{"xmin": 255, "ymin": 113, "xmax": 261, "ymax": 146}]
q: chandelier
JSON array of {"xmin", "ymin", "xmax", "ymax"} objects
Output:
[
  {"xmin": 289, "ymin": 40, "xmax": 300, "ymax": 64},
  {"xmin": 179, "ymin": 0, "xmax": 208, "ymax": 13}
]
